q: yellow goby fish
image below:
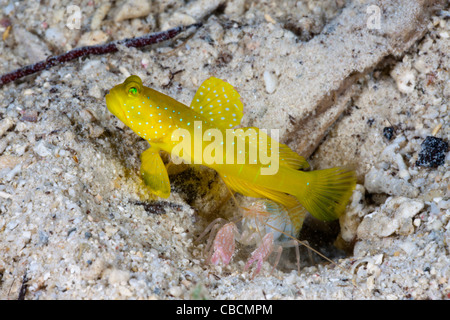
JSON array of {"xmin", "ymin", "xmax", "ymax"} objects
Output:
[{"xmin": 106, "ymin": 75, "xmax": 356, "ymax": 222}]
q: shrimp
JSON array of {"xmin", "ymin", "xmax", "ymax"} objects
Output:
[
  {"xmin": 239, "ymin": 199, "xmax": 305, "ymax": 277},
  {"xmin": 197, "ymin": 198, "xmax": 307, "ymax": 278},
  {"xmin": 197, "ymin": 199, "xmax": 368, "ymax": 297}
]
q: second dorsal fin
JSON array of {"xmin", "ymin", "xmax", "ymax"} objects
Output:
[{"xmin": 190, "ymin": 77, "xmax": 244, "ymax": 129}]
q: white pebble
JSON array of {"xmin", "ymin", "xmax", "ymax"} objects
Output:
[
  {"xmin": 339, "ymin": 184, "xmax": 366, "ymax": 242},
  {"xmin": 108, "ymin": 269, "xmax": 131, "ymax": 285},
  {"xmin": 357, "ymin": 196, "xmax": 424, "ymax": 239},
  {"xmin": 397, "ymin": 71, "xmax": 415, "ymax": 93},
  {"xmin": 33, "ymin": 141, "xmax": 52, "ymax": 157},
  {"xmin": 413, "ymin": 58, "xmax": 431, "ymax": 74},
  {"xmin": 366, "ymin": 276, "xmax": 375, "ymax": 291},
  {"xmin": 119, "ymin": 286, "xmax": 133, "ymax": 297},
  {"xmin": 162, "ymin": 0, "xmax": 224, "ymax": 30},
  {"xmin": 6, "ymin": 220, "xmax": 19, "ymax": 231},
  {"xmin": 399, "ymin": 241, "xmax": 417, "ymax": 255},
  {"xmin": 119, "ymin": 67, "xmax": 131, "ymax": 78},
  {"xmin": 90, "ymin": 3, "xmax": 111, "ymax": 30},
  {"xmin": 6, "ymin": 163, "xmax": 22, "ymax": 181},
  {"xmin": 413, "ymin": 218, "xmax": 421, "ymax": 227},
  {"xmin": 263, "ymin": 71, "xmax": 278, "ymax": 94},
  {"xmin": 22, "ymin": 231, "xmax": 32, "ymax": 240},
  {"xmin": 169, "ymin": 286, "xmax": 183, "ymax": 297},
  {"xmin": 381, "ymin": 135, "xmax": 406, "ymax": 160},
  {"xmin": 395, "ymin": 153, "xmax": 410, "ymax": 181},
  {"xmin": 114, "ymin": 0, "xmax": 151, "ymax": 22},
  {"xmin": 0, "ymin": 118, "xmax": 14, "ymax": 138},
  {"xmin": 85, "ymin": 259, "xmax": 106, "ymax": 280},
  {"xmin": 161, "ymin": 12, "xmax": 196, "ymax": 31},
  {"xmin": 78, "ymin": 30, "xmax": 108, "ymax": 46},
  {"xmin": 439, "ymin": 31, "xmax": 449, "ymax": 39},
  {"xmin": 88, "ymin": 85, "xmax": 103, "ymax": 100},
  {"xmin": 186, "ymin": 0, "xmax": 224, "ymax": 19},
  {"xmin": 391, "ymin": 65, "xmax": 416, "ymax": 94},
  {"xmin": 224, "ymin": 0, "xmax": 245, "ymax": 16},
  {"xmin": 438, "ymin": 200, "xmax": 449, "ymax": 210},
  {"xmin": 0, "ymin": 191, "xmax": 12, "ymax": 199},
  {"xmin": 364, "ymin": 167, "xmax": 418, "ymax": 198},
  {"xmin": 45, "ymin": 27, "xmax": 66, "ymax": 47},
  {"xmin": 284, "ymin": 273, "xmax": 298, "ymax": 286},
  {"xmin": 428, "ymin": 219, "xmax": 443, "ymax": 232}
]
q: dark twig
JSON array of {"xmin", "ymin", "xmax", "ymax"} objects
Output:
[
  {"xmin": 17, "ymin": 271, "xmax": 28, "ymax": 300},
  {"xmin": 0, "ymin": 23, "xmax": 202, "ymax": 87}
]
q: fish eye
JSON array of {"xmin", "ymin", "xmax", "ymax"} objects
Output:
[
  {"xmin": 128, "ymin": 87, "xmax": 138, "ymax": 96},
  {"xmin": 124, "ymin": 75, "xmax": 143, "ymax": 98}
]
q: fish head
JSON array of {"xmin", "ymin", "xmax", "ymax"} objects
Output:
[
  {"xmin": 106, "ymin": 75, "xmax": 166, "ymax": 140},
  {"xmin": 106, "ymin": 75, "xmax": 144, "ymax": 127}
]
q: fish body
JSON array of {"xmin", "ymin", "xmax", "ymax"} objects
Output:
[{"xmin": 106, "ymin": 75, "xmax": 356, "ymax": 222}]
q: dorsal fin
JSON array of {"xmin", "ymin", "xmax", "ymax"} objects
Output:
[
  {"xmin": 190, "ymin": 77, "xmax": 244, "ymax": 128},
  {"xmin": 278, "ymin": 143, "xmax": 310, "ymax": 170},
  {"xmin": 244, "ymin": 127, "xmax": 310, "ymax": 170}
]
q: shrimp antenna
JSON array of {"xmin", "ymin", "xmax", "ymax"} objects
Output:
[
  {"xmin": 259, "ymin": 218, "xmax": 367, "ymax": 296},
  {"xmin": 222, "ymin": 179, "xmax": 333, "ymax": 262},
  {"xmin": 219, "ymin": 176, "xmax": 367, "ymax": 296}
]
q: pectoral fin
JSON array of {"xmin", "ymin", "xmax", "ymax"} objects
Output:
[{"xmin": 140, "ymin": 147, "xmax": 171, "ymax": 198}]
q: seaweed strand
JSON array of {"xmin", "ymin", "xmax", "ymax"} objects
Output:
[{"xmin": 0, "ymin": 23, "xmax": 202, "ymax": 87}]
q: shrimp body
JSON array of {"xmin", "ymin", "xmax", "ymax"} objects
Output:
[
  {"xmin": 240, "ymin": 199, "xmax": 304, "ymax": 246},
  {"xmin": 198, "ymin": 199, "xmax": 303, "ymax": 278},
  {"xmin": 106, "ymin": 75, "xmax": 356, "ymax": 221}
]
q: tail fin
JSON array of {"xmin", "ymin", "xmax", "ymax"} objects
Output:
[{"xmin": 297, "ymin": 167, "xmax": 356, "ymax": 221}]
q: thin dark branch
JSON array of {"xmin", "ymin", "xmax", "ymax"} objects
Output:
[
  {"xmin": 17, "ymin": 271, "xmax": 28, "ymax": 300},
  {"xmin": 0, "ymin": 23, "xmax": 202, "ymax": 87}
]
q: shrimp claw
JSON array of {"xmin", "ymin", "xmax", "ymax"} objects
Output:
[
  {"xmin": 210, "ymin": 222, "xmax": 238, "ymax": 265},
  {"xmin": 244, "ymin": 232, "xmax": 282, "ymax": 279}
]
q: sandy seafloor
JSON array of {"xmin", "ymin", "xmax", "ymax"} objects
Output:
[{"xmin": 0, "ymin": 0, "xmax": 449, "ymax": 299}]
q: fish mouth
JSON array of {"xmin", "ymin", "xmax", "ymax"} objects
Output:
[
  {"xmin": 105, "ymin": 89, "xmax": 117, "ymax": 111},
  {"xmin": 105, "ymin": 88, "xmax": 127, "ymax": 121}
]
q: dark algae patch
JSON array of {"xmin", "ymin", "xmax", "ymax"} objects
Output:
[{"xmin": 416, "ymin": 136, "xmax": 448, "ymax": 168}]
